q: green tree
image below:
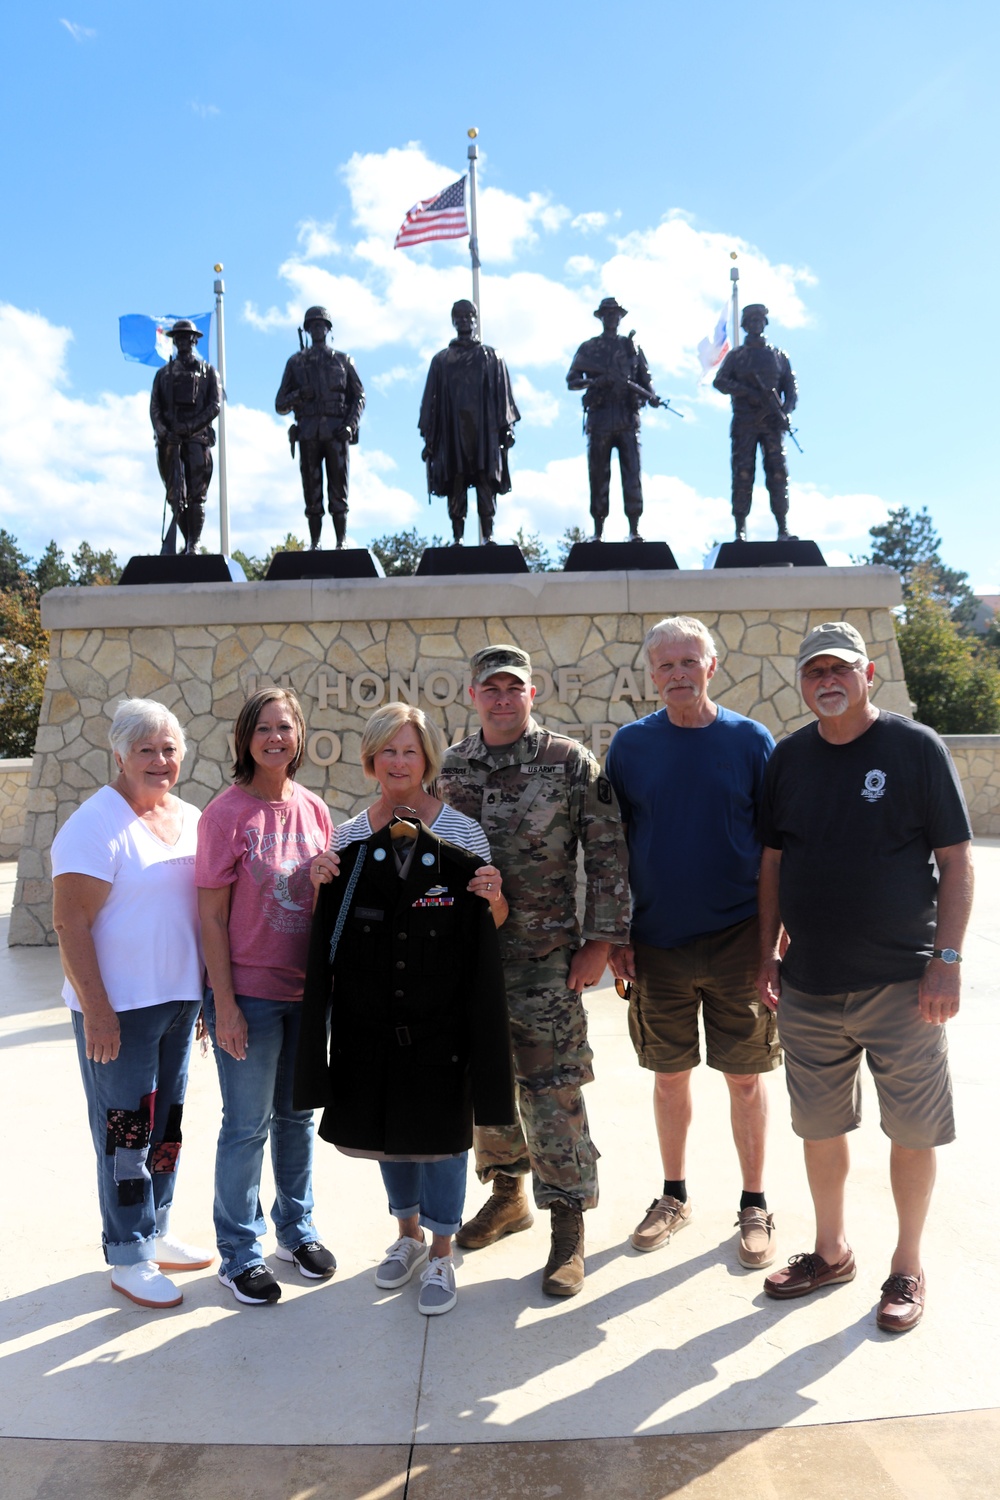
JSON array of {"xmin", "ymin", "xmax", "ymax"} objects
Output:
[
  {"xmin": 33, "ymin": 541, "xmax": 72, "ymax": 594},
  {"xmin": 71, "ymin": 542, "xmax": 121, "ymax": 586},
  {"xmin": 897, "ymin": 569, "xmax": 1000, "ymax": 733},
  {"xmin": 557, "ymin": 526, "xmax": 588, "ymax": 567},
  {"xmin": 0, "ymin": 529, "xmax": 32, "ymax": 596},
  {"xmin": 370, "ymin": 528, "xmax": 442, "ymax": 576},
  {"xmin": 512, "ymin": 527, "xmax": 552, "ymax": 572},
  {"xmin": 0, "ymin": 581, "xmax": 48, "ymax": 756},
  {"xmin": 860, "ymin": 506, "xmax": 976, "ymax": 626}
]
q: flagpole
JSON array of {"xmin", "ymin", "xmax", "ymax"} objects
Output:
[
  {"xmin": 730, "ymin": 254, "xmax": 739, "ymax": 356},
  {"xmin": 467, "ymin": 128, "xmax": 481, "ymax": 327},
  {"xmin": 213, "ymin": 264, "xmax": 230, "ymax": 556}
]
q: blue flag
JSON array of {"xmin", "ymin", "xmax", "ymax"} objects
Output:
[{"xmin": 118, "ymin": 311, "xmax": 213, "ymax": 368}]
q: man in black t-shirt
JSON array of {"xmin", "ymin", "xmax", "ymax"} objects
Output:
[{"xmin": 756, "ymin": 621, "xmax": 973, "ymax": 1333}]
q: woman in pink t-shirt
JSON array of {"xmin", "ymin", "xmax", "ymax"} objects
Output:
[{"xmin": 196, "ymin": 687, "xmax": 335, "ymax": 1306}]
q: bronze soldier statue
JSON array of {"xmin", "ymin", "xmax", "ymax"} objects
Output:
[
  {"xmin": 566, "ymin": 297, "xmax": 668, "ymax": 542},
  {"xmin": 419, "ymin": 299, "xmax": 519, "ymax": 545},
  {"xmin": 713, "ymin": 304, "xmax": 798, "ymax": 541},
  {"xmin": 275, "ymin": 306, "xmax": 365, "ymax": 550},
  {"xmin": 149, "ymin": 320, "xmax": 221, "ymax": 555}
]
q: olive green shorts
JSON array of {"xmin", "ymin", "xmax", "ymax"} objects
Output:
[{"xmin": 630, "ymin": 917, "xmax": 782, "ymax": 1075}]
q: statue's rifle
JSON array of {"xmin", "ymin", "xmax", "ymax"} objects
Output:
[
  {"xmin": 579, "ymin": 377, "xmax": 684, "ymax": 418},
  {"xmin": 159, "ymin": 354, "xmax": 184, "ymax": 555},
  {"xmin": 750, "ymin": 372, "xmax": 803, "ymax": 452}
]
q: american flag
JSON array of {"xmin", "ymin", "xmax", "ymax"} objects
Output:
[{"xmin": 394, "ymin": 176, "xmax": 469, "ymax": 249}]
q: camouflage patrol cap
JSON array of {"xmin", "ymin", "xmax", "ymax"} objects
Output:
[
  {"xmin": 302, "ymin": 305, "xmax": 333, "ymax": 328},
  {"xmin": 166, "ymin": 319, "xmax": 202, "ymax": 340},
  {"xmin": 469, "ymin": 644, "xmax": 532, "ymax": 685}
]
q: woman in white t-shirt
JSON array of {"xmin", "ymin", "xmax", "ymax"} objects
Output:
[
  {"xmin": 51, "ymin": 698, "xmax": 211, "ymax": 1311},
  {"xmin": 310, "ymin": 702, "xmax": 506, "ymax": 1317}
]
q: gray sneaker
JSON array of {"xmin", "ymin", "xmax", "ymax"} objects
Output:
[
  {"xmin": 417, "ymin": 1255, "xmax": 457, "ymax": 1315},
  {"xmin": 375, "ymin": 1235, "xmax": 429, "ymax": 1289}
]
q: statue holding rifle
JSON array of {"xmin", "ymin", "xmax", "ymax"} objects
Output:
[
  {"xmin": 713, "ymin": 303, "xmax": 800, "ymax": 542},
  {"xmin": 149, "ymin": 320, "xmax": 220, "ymax": 555},
  {"xmin": 566, "ymin": 296, "xmax": 679, "ymax": 542}
]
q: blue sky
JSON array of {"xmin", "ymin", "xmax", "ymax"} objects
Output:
[{"xmin": 1, "ymin": 3, "xmax": 996, "ymax": 579}]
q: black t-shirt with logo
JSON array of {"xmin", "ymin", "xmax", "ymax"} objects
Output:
[{"xmin": 757, "ymin": 712, "xmax": 972, "ymax": 994}]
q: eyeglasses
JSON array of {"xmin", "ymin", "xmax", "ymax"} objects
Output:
[{"xmin": 800, "ymin": 661, "xmax": 867, "ymax": 683}]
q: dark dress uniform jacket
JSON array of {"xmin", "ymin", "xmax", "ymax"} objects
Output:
[{"xmin": 294, "ymin": 820, "xmax": 516, "ymax": 1155}]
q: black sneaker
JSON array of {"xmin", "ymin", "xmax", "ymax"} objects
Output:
[
  {"xmin": 276, "ymin": 1241, "xmax": 337, "ymax": 1280},
  {"xmin": 219, "ymin": 1263, "xmax": 282, "ymax": 1305}
]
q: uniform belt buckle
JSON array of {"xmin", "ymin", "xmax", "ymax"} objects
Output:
[{"xmin": 395, "ymin": 1025, "xmax": 412, "ymax": 1047}]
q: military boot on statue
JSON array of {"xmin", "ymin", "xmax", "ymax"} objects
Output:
[
  {"xmin": 627, "ymin": 516, "xmax": 644, "ymax": 542},
  {"xmin": 308, "ymin": 516, "xmax": 323, "ymax": 550},
  {"xmin": 542, "ymin": 1201, "xmax": 586, "ymax": 1297},
  {"xmin": 182, "ymin": 505, "xmax": 206, "ymax": 556},
  {"xmin": 774, "ymin": 512, "xmax": 797, "ymax": 541},
  {"xmin": 450, "ymin": 515, "xmax": 465, "ymax": 547},
  {"xmin": 734, "ymin": 513, "xmax": 749, "ymax": 542},
  {"xmin": 332, "ymin": 514, "xmax": 347, "ymax": 550},
  {"xmin": 455, "ymin": 1173, "xmax": 534, "ymax": 1250},
  {"xmin": 591, "ymin": 515, "xmax": 605, "ymax": 542}
]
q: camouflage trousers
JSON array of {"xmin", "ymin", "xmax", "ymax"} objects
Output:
[{"xmin": 473, "ymin": 948, "xmax": 600, "ymax": 1211}]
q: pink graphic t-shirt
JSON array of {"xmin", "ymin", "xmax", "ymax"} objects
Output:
[{"xmin": 195, "ymin": 782, "xmax": 333, "ymax": 1002}]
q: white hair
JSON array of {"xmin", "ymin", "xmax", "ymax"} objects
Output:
[
  {"xmin": 108, "ymin": 699, "xmax": 186, "ymax": 760},
  {"xmin": 642, "ymin": 615, "xmax": 718, "ymax": 667}
]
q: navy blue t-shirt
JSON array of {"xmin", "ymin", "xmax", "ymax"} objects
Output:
[
  {"xmin": 605, "ymin": 705, "xmax": 775, "ymax": 949},
  {"xmin": 757, "ymin": 711, "xmax": 972, "ymax": 993}
]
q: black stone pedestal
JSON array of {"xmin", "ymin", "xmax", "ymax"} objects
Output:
[
  {"xmin": 118, "ymin": 554, "xmax": 244, "ymax": 585},
  {"xmin": 265, "ymin": 549, "xmax": 379, "ymax": 580},
  {"xmin": 416, "ymin": 545, "xmax": 528, "ymax": 577},
  {"xmin": 563, "ymin": 541, "xmax": 678, "ymax": 572},
  {"xmin": 713, "ymin": 540, "xmax": 826, "ymax": 569}
]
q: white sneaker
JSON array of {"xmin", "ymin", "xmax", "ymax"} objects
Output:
[
  {"xmin": 375, "ymin": 1235, "xmax": 429, "ymax": 1289},
  {"xmin": 417, "ymin": 1255, "xmax": 457, "ymax": 1316},
  {"xmin": 154, "ymin": 1233, "xmax": 214, "ymax": 1271},
  {"xmin": 111, "ymin": 1261, "xmax": 183, "ymax": 1309}
]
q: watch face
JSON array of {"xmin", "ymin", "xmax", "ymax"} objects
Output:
[{"xmin": 940, "ymin": 948, "xmax": 959, "ymax": 963}]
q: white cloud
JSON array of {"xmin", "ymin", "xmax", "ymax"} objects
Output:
[
  {"xmin": 0, "ymin": 304, "xmax": 420, "ymax": 565},
  {"xmin": 296, "ymin": 219, "xmax": 340, "ymax": 259},
  {"xmin": 571, "ymin": 212, "xmax": 608, "ymax": 234},
  {"xmin": 190, "ymin": 101, "xmax": 220, "ymax": 119},
  {"xmin": 512, "ymin": 376, "xmax": 561, "ymax": 428},
  {"xmin": 60, "ymin": 19, "xmax": 95, "ymax": 41},
  {"xmin": 371, "ymin": 363, "xmax": 424, "ymax": 395},
  {"xmin": 565, "ymin": 255, "xmax": 597, "ymax": 277}
]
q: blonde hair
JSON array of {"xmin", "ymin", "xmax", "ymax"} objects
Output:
[
  {"xmin": 360, "ymin": 703, "xmax": 444, "ymax": 784},
  {"xmin": 643, "ymin": 615, "xmax": 718, "ymax": 666}
]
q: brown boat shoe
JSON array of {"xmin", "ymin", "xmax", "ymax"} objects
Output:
[
  {"xmin": 876, "ymin": 1270, "xmax": 925, "ymax": 1333},
  {"xmin": 764, "ymin": 1247, "xmax": 857, "ymax": 1299},
  {"xmin": 735, "ymin": 1207, "xmax": 777, "ymax": 1269},
  {"xmin": 629, "ymin": 1194, "xmax": 692, "ymax": 1253}
]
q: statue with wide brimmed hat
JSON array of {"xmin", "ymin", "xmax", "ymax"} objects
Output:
[{"xmin": 149, "ymin": 319, "xmax": 220, "ymax": 555}]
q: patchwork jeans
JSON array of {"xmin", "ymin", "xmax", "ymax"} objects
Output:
[{"xmin": 72, "ymin": 1000, "xmax": 201, "ymax": 1266}]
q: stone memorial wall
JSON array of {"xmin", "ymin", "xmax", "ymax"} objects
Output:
[{"xmin": 10, "ymin": 565, "xmax": 906, "ymax": 944}]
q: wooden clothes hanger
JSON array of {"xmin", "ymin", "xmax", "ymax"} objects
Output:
[{"xmin": 389, "ymin": 805, "xmax": 421, "ymax": 843}]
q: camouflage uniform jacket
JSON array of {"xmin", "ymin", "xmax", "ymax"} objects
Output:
[{"xmin": 439, "ymin": 720, "xmax": 630, "ymax": 964}]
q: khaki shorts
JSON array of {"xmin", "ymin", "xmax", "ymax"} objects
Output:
[
  {"xmin": 630, "ymin": 917, "xmax": 782, "ymax": 1075},
  {"xmin": 778, "ymin": 979, "xmax": 955, "ymax": 1149}
]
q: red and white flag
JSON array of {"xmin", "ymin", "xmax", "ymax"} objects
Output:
[
  {"xmin": 697, "ymin": 306, "xmax": 730, "ymax": 379},
  {"xmin": 394, "ymin": 176, "xmax": 469, "ymax": 249}
]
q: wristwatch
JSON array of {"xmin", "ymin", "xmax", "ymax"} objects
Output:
[{"xmin": 931, "ymin": 948, "xmax": 962, "ymax": 964}]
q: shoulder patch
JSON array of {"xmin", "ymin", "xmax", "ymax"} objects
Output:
[{"xmin": 597, "ymin": 776, "xmax": 613, "ymax": 805}]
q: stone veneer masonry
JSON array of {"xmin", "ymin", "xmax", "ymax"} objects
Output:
[
  {"xmin": 10, "ymin": 565, "xmax": 910, "ymax": 945},
  {"xmin": 0, "ymin": 760, "xmax": 32, "ymax": 861}
]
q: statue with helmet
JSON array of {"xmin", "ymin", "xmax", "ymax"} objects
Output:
[
  {"xmin": 149, "ymin": 320, "xmax": 221, "ymax": 555},
  {"xmin": 274, "ymin": 305, "xmax": 366, "ymax": 550},
  {"xmin": 566, "ymin": 296, "xmax": 669, "ymax": 542},
  {"xmin": 418, "ymin": 298, "xmax": 520, "ymax": 546},
  {"xmin": 713, "ymin": 303, "xmax": 799, "ymax": 541}
]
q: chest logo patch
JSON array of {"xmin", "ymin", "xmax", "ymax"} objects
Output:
[{"xmin": 862, "ymin": 769, "xmax": 887, "ymax": 802}]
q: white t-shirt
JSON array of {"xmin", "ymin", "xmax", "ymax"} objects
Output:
[
  {"xmin": 51, "ymin": 785, "xmax": 203, "ymax": 1013},
  {"xmin": 335, "ymin": 804, "xmax": 491, "ymax": 861}
]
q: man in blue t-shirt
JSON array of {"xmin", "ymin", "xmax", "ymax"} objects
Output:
[{"xmin": 605, "ymin": 615, "xmax": 781, "ymax": 1271}]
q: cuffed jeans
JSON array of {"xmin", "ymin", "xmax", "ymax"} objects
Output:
[
  {"xmin": 379, "ymin": 1155, "xmax": 468, "ymax": 1237},
  {"xmin": 72, "ymin": 1000, "xmax": 201, "ymax": 1266},
  {"xmin": 203, "ymin": 992, "xmax": 320, "ymax": 1278}
]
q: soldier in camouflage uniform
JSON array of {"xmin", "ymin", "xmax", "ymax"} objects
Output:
[{"xmin": 438, "ymin": 645, "xmax": 630, "ymax": 1296}]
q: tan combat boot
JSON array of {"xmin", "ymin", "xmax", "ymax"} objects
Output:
[
  {"xmin": 542, "ymin": 1202, "xmax": 585, "ymax": 1297},
  {"xmin": 455, "ymin": 1174, "xmax": 534, "ymax": 1250}
]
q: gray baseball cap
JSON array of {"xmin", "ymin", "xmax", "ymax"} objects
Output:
[
  {"xmin": 469, "ymin": 644, "xmax": 532, "ymax": 684},
  {"xmin": 797, "ymin": 621, "xmax": 868, "ymax": 670}
]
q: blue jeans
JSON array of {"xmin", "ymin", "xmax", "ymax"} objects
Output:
[
  {"xmin": 72, "ymin": 1001, "xmax": 201, "ymax": 1267},
  {"xmin": 203, "ymin": 992, "xmax": 320, "ymax": 1278},
  {"xmin": 379, "ymin": 1155, "xmax": 468, "ymax": 1237}
]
